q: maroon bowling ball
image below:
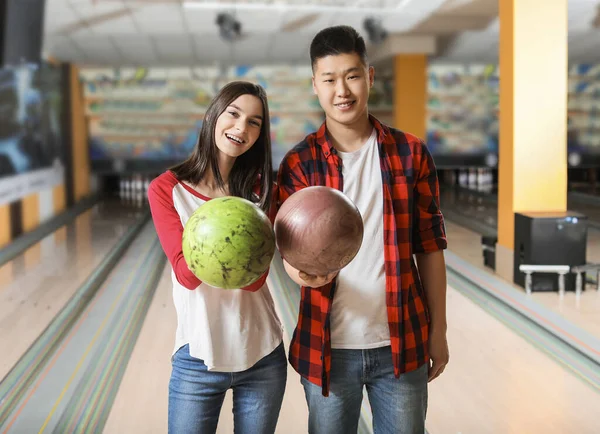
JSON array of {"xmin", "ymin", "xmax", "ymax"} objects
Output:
[{"xmin": 274, "ymin": 186, "xmax": 364, "ymax": 276}]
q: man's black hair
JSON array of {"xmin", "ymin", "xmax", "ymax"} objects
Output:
[{"xmin": 309, "ymin": 25, "xmax": 368, "ymax": 70}]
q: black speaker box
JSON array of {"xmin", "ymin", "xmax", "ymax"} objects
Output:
[{"xmin": 513, "ymin": 212, "xmax": 587, "ymax": 292}]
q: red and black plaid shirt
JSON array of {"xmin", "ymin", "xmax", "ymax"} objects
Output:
[{"xmin": 276, "ymin": 115, "xmax": 447, "ymax": 396}]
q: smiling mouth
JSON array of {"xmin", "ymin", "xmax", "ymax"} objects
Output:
[
  {"xmin": 335, "ymin": 101, "xmax": 355, "ymax": 109},
  {"xmin": 225, "ymin": 133, "xmax": 245, "ymax": 145}
]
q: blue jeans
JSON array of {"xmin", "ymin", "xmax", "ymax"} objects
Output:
[
  {"xmin": 302, "ymin": 346, "xmax": 428, "ymax": 434},
  {"xmin": 168, "ymin": 342, "xmax": 287, "ymax": 434}
]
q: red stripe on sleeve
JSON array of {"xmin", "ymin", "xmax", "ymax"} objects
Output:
[{"xmin": 148, "ymin": 173, "xmax": 202, "ymax": 290}]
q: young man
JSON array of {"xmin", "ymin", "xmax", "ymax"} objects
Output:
[{"xmin": 277, "ymin": 25, "xmax": 449, "ymax": 433}]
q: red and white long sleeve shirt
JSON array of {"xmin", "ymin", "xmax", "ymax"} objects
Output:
[{"xmin": 148, "ymin": 170, "xmax": 283, "ymax": 371}]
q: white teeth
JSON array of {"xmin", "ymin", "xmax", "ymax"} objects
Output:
[
  {"xmin": 337, "ymin": 102, "xmax": 353, "ymax": 108},
  {"xmin": 226, "ymin": 134, "xmax": 243, "ymax": 144}
]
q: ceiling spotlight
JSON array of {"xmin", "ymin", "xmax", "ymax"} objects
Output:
[
  {"xmin": 216, "ymin": 12, "xmax": 241, "ymax": 41},
  {"xmin": 363, "ymin": 17, "xmax": 387, "ymax": 45}
]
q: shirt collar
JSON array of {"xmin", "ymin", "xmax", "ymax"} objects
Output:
[{"xmin": 315, "ymin": 114, "xmax": 389, "ymax": 158}]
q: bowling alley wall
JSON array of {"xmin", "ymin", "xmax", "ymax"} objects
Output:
[
  {"xmin": 0, "ymin": 62, "xmax": 90, "ymax": 248},
  {"xmin": 79, "ymin": 62, "xmax": 600, "ymax": 175},
  {"xmin": 78, "ymin": 65, "xmax": 394, "ymax": 174},
  {"xmin": 2, "ymin": 61, "xmax": 600, "ymax": 247}
]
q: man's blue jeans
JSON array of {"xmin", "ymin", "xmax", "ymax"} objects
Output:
[
  {"xmin": 168, "ymin": 342, "xmax": 287, "ymax": 434},
  {"xmin": 302, "ymin": 345, "xmax": 428, "ymax": 434}
]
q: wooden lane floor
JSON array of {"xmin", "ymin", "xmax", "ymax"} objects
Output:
[
  {"xmin": 103, "ymin": 260, "xmax": 311, "ymax": 434},
  {"xmin": 0, "ymin": 222, "xmax": 162, "ymax": 433},
  {"xmin": 426, "ymin": 284, "xmax": 600, "ymax": 433},
  {"xmin": 0, "ymin": 198, "xmax": 145, "ymax": 380},
  {"xmin": 445, "ymin": 220, "xmax": 600, "ymax": 341},
  {"xmin": 103, "ymin": 251, "xmax": 600, "ymax": 433}
]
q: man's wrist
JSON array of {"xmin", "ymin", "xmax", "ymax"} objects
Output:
[{"xmin": 430, "ymin": 320, "xmax": 447, "ymax": 333}]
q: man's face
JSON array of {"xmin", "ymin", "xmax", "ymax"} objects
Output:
[{"xmin": 312, "ymin": 52, "xmax": 374, "ymax": 127}]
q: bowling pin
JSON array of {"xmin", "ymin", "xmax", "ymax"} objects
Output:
[
  {"xmin": 468, "ymin": 168, "xmax": 476, "ymax": 188},
  {"xmin": 459, "ymin": 169, "xmax": 467, "ymax": 186}
]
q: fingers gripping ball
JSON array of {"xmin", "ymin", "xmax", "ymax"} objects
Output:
[
  {"xmin": 182, "ymin": 197, "xmax": 276, "ymax": 289},
  {"xmin": 274, "ymin": 186, "xmax": 364, "ymax": 276}
]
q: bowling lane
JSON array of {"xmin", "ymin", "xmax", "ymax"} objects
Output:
[
  {"xmin": 103, "ymin": 249, "xmax": 600, "ymax": 433},
  {"xmin": 0, "ymin": 221, "xmax": 163, "ymax": 433},
  {"xmin": 103, "ymin": 257, "xmax": 312, "ymax": 434},
  {"xmin": 439, "ymin": 188, "xmax": 498, "ymax": 233},
  {"xmin": 0, "ymin": 198, "xmax": 145, "ymax": 379},
  {"xmin": 102, "ymin": 262, "xmax": 174, "ymax": 434},
  {"xmin": 567, "ymin": 196, "xmax": 600, "ymax": 229},
  {"xmin": 442, "ymin": 185, "xmax": 600, "ymax": 232},
  {"xmin": 444, "ymin": 220, "xmax": 600, "ymax": 341},
  {"xmin": 426, "ymin": 283, "xmax": 600, "ymax": 433},
  {"xmin": 103, "ymin": 251, "xmax": 378, "ymax": 434},
  {"xmin": 441, "ymin": 187, "xmax": 600, "ymax": 264}
]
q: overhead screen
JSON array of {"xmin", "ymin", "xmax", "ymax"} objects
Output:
[{"xmin": 0, "ymin": 0, "xmax": 46, "ymax": 67}]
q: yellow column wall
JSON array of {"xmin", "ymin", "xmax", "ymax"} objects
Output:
[
  {"xmin": 498, "ymin": 0, "xmax": 568, "ymax": 250},
  {"xmin": 393, "ymin": 54, "xmax": 427, "ymax": 140},
  {"xmin": 21, "ymin": 193, "xmax": 40, "ymax": 233},
  {"xmin": 0, "ymin": 205, "xmax": 10, "ymax": 248},
  {"xmin": 71, "ymin": 64, "xmax": 90, "ymax": 201},
  {"xmin": 53, "ymin": 184, "xmax": 66, "ymax": 214}
]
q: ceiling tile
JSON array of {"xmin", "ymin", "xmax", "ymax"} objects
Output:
[
  {"xmin": 90, "ymin": 13, "xmax": 138, "ymax": 34},
  {"xmin": 183, "ymin": 8, "xmax": 220, "ymax": 34},
  {"xmin": 193, "ymin": 34, "xmax": 236, "ymax": 63},
  {"xmin": 131, "ymin": 4, "xmax": 186, "ymax": 34},
  {"xmin": 44, "ymin": 3, "xmax": 79, "ymax": 34},
  {"xmin": 69, "ymin": 0, "xmax": 125, "ymax": 20},
  {"xmin": 112, "ymin": 35, "xmax": 158, "ymax": 65}
]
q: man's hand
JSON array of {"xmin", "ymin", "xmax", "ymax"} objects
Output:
[
  {"xmin": 414, "ymin": 250, "xmax": 448, "ymax": 382},
  {"xmin": 428, "ymin": 326, "xmax": 449, "ymax": 382},
  {"xmin": 283, "ymin": 258, "xmax": 338, "ymax": 287},
  {"xmin": 298, "ymin": 270, "xmax": 338, "ymax": 288}
]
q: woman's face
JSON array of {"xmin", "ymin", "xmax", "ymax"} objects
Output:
[{"xmin": 214, "ymin": 94, "xmax": 264, "ymax": 160}]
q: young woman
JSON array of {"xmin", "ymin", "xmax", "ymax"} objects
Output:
[{"xmin": 147, "ymin": 81, "xmax": 286, "ymax": 434}]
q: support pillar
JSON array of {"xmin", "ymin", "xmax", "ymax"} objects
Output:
[
  {"xmin": 496, "ymin": 0, "xmax": 568, "ymax": 280},
  {"xmin": 393, "ymin": 54, "xmax": 427, "ymax": 139}
]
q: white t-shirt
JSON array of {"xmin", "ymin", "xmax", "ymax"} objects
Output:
[
  {"xmin": 148, "ymin": 171, "xmax": 283, "ymax": 371},
  {"xmin": 331, "ymin": 129, "xmax": 390, "ymax": 349}
]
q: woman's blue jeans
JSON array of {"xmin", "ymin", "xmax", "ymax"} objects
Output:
[{"xmin": 168, "ymin": 342, "xmax": 287, "ymax": 434}]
